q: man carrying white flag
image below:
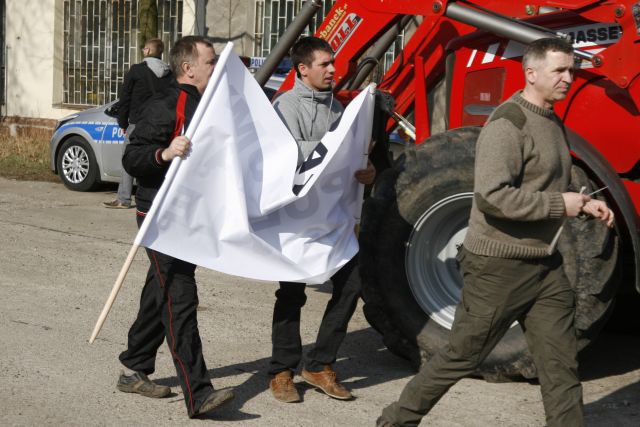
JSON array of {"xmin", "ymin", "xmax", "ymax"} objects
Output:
[
  {"xmin": 117, "ymin": 36, "xmax": 235, "ymax": 419},
  {"xmin": 120, "ymin": 36, "xmax": 375, "ymax": 415},
  {"xmin": 136, "ymin": 44, "xmax": 376, "ymax": 284},
  {"xmin": 267, "ymin": 37, "xmax": 376, "ymax": 405}
]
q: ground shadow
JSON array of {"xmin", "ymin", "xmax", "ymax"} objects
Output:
[
  {"xmin": 151, "ymin": 318, "xmax": 640, "ymax": 419},
  {"xmin": 579, "ymin": 331, "xmax": 640, "ymax": 381},
  {"xmin": 584, "ymin": 381, "xmax": 640, "ymax": 426},
  {"xmin": 154, "ymin": 326, "xmax": 413, "ymax": 421}
]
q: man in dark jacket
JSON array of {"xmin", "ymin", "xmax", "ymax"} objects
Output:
[
  {"xmin": 103, "ymin": 38, "xmax": 173, "ymax": 209},
  {"xmin": 117, "ymin": 36, "xmax": 234, "ymax": 419}
]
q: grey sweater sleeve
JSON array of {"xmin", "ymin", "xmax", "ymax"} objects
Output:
[
  {"xmin": 273, "ymin": 96, "xmax": 320, "ymax": 166},
  {"xmin": 473, "ymin": 119, "xmax": 566, "ymax": 221}
]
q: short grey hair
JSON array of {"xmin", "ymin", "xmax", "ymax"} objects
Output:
[
  {"xmin": 522, "ymin": 37, "xmax": 573, "ymax": 70},
  {"xmin": 169, "ymin": 36, "xmax": 214, "ymax": 77}
]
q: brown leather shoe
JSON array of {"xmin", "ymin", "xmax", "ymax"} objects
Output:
[
  {"xmin": 269, "ymin": 370, "xmax": 301, "ymax": 403},
  {"xmin": 301, "ymin": 365, "xmax": 353, "ymax": 400}
]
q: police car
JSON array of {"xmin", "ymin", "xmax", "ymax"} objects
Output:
[
  {"xmin": 49, "ymin": 101, "xmax": 125, "ymax": 191},
  {"xmin": 50, "ymin": 76, "xmax": 284, "ymax": 191}
]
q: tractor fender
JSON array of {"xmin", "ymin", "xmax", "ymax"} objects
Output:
[{"xmin": 565, "ymin": 127, "xmax": 640, "ymax": 292}]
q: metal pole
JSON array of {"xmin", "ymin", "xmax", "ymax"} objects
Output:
[
  {"xmin": 195, "ymin": 0, "xmax": 206, "ymax": 36},
  {"xmin": 347, "ymin": 15, "xmax": 411, "ymax": 90},
  {"xmin": 445, "ymin": 2, "xmax": 593, "ymax": 61},
  {"xmin": 254, "ymin": 0, "xmax": 323, "ymax": 86}
]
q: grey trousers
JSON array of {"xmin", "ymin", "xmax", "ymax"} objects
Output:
[
  {"xmin": 116, "ymin": 124, "xmax": 135, "ymax": 205},
  {"xmin": 379, "ymin": 247, "xmax": 583, "ymax": 427}
]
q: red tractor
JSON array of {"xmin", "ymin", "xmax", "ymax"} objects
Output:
[{"xmin": 255, "ymin": 0, "xmax": 640, "ymax": 381}]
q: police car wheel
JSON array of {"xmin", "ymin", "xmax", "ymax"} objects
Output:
[{"xmin": 57, "ymin": 136, "xmax": 100, "ymax": 191}]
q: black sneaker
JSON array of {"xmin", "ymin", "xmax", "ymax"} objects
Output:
[
  {"xmin": 116, "ymin": 371, "xmax": 171, "ymax": 398},
  {"xmin": 190, "ymin": 388, "xmax": 235, "ymax": 418}
]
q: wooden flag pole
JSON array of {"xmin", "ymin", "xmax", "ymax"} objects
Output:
[{"xmin": 89, "ymin": 243, "xmax": 140, "ymax": 344}]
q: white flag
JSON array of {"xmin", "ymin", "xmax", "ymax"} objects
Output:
[{"xmin": 135, "ymin": 43, "xmax": 375, "ymax": 283}]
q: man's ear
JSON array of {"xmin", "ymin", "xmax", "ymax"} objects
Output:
[
  {"xmin": 181, "ymin": 61, "xmax": 193, "ymax": 78},
  {"xmin": 298, "ymin": 63, "xmax": 308, "ymax": 78},
  {"xmin": 524, "ymin": 66, "xmax": 537, "ymax": 85}
]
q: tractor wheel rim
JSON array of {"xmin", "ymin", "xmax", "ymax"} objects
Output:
[
  {"xmin": 61, "ymin": 145, "xmax": 89, "ymax": 184},
  {"xmin": 405, "ymin": 192, "xmax": 472, "ymax": 329}
]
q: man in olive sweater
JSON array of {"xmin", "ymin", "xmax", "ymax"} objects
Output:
[{"xmin": 378, "ymin": 38, "xmax": 614, "ymax": 427}]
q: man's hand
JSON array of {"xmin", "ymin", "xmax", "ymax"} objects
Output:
[
  {"xmin": 161, "ymin": 135, "xmax": 191, "ymax": 162},
  {"xmin": 562, "ymin": 192, "xmax": 590, "ymax": 217},
  {"xmin": 582, "ymin": 199, "xmax": 615, "ymax": 228},
  {"xmin": 355, "ymin": 160, "xmax": 376, "ymax": 185}
]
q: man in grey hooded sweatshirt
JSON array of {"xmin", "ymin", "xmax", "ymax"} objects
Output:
[
  {"xmin": 268, "ymin": 36, "xmax": 376, "ymax": 404},
  {"xmin": 103, "ymin": 38, "xmax": 174, "ymax": 209}
]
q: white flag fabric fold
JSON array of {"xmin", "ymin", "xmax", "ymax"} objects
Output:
[{"xmin": 134, "ymin": 43, "xmax": 375, "ymax": 283}]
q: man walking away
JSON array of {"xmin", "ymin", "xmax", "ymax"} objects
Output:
[
  {"xmin": 103, "ymin": 37, "xmax": 173, "ymax": 209},
  {"xmin": 116, "ymin": 36, "xmax": 234, "ymax": 419},
  {"xmin": 378, "ymin": 37, "xmax": 614, "ymax": 427}
]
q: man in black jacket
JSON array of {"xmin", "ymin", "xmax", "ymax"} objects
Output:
[
  {"xmin": 103, "ymin": 38, "xmax": 173, "ymax": 209},
  {"xmin": 117, "ymin": 36, "xmax": 233, "ymax": 418}
]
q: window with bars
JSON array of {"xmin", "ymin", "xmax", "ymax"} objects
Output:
[
  {"xmin": 62, "ymin": 0, "xmax": 182, "ymax": 107},
  {"xmin": 253, "ymin": 0, "xmax": 404, "ymax": 80},
  {"xmin": 253, "ymin": 0, "xmax": 335, "ymax": 58}
]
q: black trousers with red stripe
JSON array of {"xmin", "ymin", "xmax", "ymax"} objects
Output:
[{"xmin": 119, "ymin": 214, "xmax": 213, "ymax": 416}]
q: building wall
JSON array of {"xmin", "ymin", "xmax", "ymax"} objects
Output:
[
  {"xmin": 1, "ymin": 0, "xmax": 196, "ymax": 124},
  {"xmin": 3, "ymin": 1, "xmax": 76, "ymax": 120},
  {"xmin": 182, "ymin": 0, "xmax": 198, "ymax": 37},
  {"xmin": 1, "ymin": 0, "xmax": 404, "ymax": 126},
  {"xmin": 205, "ymin": 0, "xmax": 256, "ymax": 57}
]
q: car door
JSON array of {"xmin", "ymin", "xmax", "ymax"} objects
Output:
[{"xmin": 99, "ymin": 105, "xmax": 127, "ymax": 179}]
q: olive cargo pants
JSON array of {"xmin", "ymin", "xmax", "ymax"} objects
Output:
[{"xmin": 379, "ymin": 247, "xmax": 583, "ymax": 427}]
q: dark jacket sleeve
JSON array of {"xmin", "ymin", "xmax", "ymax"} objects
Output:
[
  {"xmin": 117, "ymin": 65, "xmax": 138, "ymax": 130},
  {"xmin": 122, "ymin": 95, "xmax": 175, "ymax": 178}
]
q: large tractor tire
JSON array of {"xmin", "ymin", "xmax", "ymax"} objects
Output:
[{"xmin": 359, "ymin": 127, "xmax": 619, "ymax": 381}]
